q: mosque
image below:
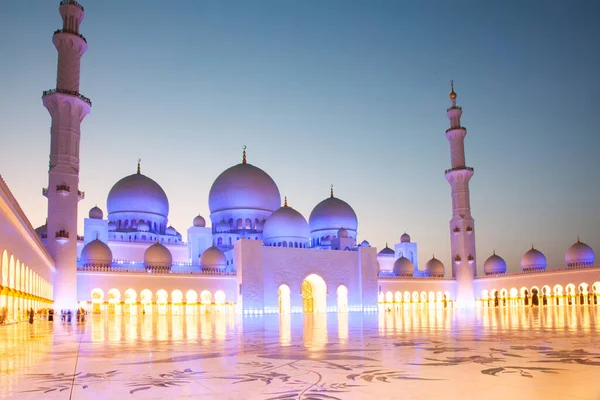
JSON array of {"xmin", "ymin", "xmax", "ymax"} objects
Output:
[{"xmin": 0, "ymin": 1, "xmax": 599, "ymax": 322}]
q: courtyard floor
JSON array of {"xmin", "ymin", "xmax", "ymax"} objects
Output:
[{"xmin": 0, "ymin": 306, "xmax": 599, "ymax": 399}]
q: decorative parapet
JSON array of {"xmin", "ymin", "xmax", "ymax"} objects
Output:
[
  {"xmin": 77, "ymin": 264, "xmax": 236, "ymax": 276},
  {"xmin": 43, "ymin": 88, "xmax": 92, "ymax": 106}
]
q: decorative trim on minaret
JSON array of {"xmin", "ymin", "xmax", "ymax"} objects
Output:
[
  {"xmin": 330, "ymin": 184, "xmax": 334, "ymax": 198},
  {"xmin": 137, "ymin": 158, "xmax": 141, "ymax": 174},
  {"xmin": 242, "ymin": 145, "xmax": 247, "ymax": 164}
]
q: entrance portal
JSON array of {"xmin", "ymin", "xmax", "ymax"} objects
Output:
[
  {"xmin": 278, "ymin": 284, "xmax": 291, "ymax": 314},
  {"xmin": 302, "ymin": 274, "xmax": 327, "ymax": 313}
]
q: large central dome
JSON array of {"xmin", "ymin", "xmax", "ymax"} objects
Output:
[
  {"xmin": 309, "ymin": 195, "xmax": 358, "ymax": 233},
  {"xmin": 209, "ymin": 162, "xmax": 281, "ymax": 213},
  {"xmin": 107, "ymin": 172, "xmax": 169, "ymax": 217}
]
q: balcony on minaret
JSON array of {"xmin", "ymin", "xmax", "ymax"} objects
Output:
[
  {"xmin": 466, "ymin": 226, "xmax": 473, "ymax": 234},
  {"xmin": 55, "ymin": 230, "xmax": 70, "ymax": 244},
  {"xmin": 60, "ymin": 0, "xmax": 84, "ymax": 11},
  {"xmin": 53, "ymin": 29, "xmax": 87, "ymax": 43},
  {"xmin": 467, "ymin": 254, "xmax": 474, "ymax": 264},
  {"xmin": 42, "ymin": 187, "xmax": 48, "ymax": 198},
  {"xmin": 78, "ymin": 190, "xmax": 85, "ymax": 201},
  {"xmin": 77, "ymin": 235, "xmax": 84, "ymax": 242},
  {"xmin": 56, "ymin": 184, "xmax": 71, "ymax": 196},
  {"xmin": 454, "ymin": 255, "xmax": 462, "ymax": 265},
  {"xmin": 453, "ymin": 226, "xmax": 460, "ymax": 234},
  {"xmin": 445, "ymin": 166, "xmax": 474, "ymax": 174},
  {"xmin": 42, "ymin": 89, "xmax": 92, "ymax": 106}
]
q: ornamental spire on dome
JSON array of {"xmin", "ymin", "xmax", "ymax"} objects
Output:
[
  {"xmin": 137, "ymin": 158, "xmax": 141, "ymax": 174},
  {"xmin": 284, "ymin": 196, "xmax": 288, "ymax": 207},
  {"xmin": 242, "ymin": 145, "xmax": 247, "ymax": 164},
  {"xmin": 330, "ymin": 184, "xmax": 334, "ymax": 198},
  {"xmin": 449, "ymin": 80, "xmax": 457, "ymax": 106}
]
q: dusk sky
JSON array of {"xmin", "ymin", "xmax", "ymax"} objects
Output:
[{"xmin": 1, "ymin": 0, "xmax": 599, "ymax": 274}]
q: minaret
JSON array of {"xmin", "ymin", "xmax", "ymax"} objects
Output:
[
  {"xmin": 42, "ymin": 0, "xmax": 91, "ymax": 310},
  {"xmin": 444, "ymin": 81, "xmax": 476, "ymax": 307}
]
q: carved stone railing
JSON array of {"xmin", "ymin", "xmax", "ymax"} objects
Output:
[
  {"xmin": 43, "ymin": 88, "xmax": 92, "ymax": 106},
  {"xmin": 55, "ymin": 230, "xmax": 69, "ymax": 239},
  {"xmin": 60, "ymin": 0, "xmax": 84, "ymax": 11},
  {"xmin": 53, "ymin": 29, "xmax": 87, "ymax": 43}
]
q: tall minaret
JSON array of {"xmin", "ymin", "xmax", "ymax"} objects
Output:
[
  {"xmin": 42, "ymin": 0, "xmax": 91, "ymax": 310},
  {"xmin": 444, "ymin": 81, "xmax": 476, "ymax": 307}
]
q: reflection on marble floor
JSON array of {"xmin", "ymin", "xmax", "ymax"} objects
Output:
[{"xmin": 1, "ymin": 307, "xmax": 599, "ymax": 399}]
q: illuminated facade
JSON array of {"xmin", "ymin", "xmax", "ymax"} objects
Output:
[{"xmin": 0, "ymin": 1, "xmax": 599, "ymax": 323}]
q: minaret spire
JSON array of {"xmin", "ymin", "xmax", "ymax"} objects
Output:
[
  {"xmin": 137, "ymin": 158, "xmax": 141, "ymax": 174},
  {"xmin": 242, "ymin": 145, "xmax": 247, "ymax": 164},
  {"xmin": 444, "ymin": 80, "xmax": 476, "ymax": 308},
  {"xmin": 42, "ymin": 0, "xmax": 91, "ymax": 311}
]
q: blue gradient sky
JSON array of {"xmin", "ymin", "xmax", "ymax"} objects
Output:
[{"xmin": 1, "ymin": 0, "xmax": 599, "ymax": 273}]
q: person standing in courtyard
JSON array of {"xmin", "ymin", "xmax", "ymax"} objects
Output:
[{"xmin": 28, "ymin": 307, "xmax": 34, "ymax": 324}]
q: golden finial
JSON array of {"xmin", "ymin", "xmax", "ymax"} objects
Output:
[
  {"xmin": 531, "ymin": 244, "xmax": 534, "ymax": 250},
  {"xmin": 137, "ymin": 158, "xmax": 141, "ymax": 174},
  {"xmin": 493, "ymin": 249, "xmax": 496, "ymax": 255},
  {"xmin": 284, "ymin": 196, "xmax": 288, "ymax": 207},
  {"xmin": 577, "ymin": 236, "xmax": 580, "ymax": 243},
  {"xmin": 330, "ymin": 184, "xmax": 334, "ymax": 198},
  {"xmin": 242, "ymin": 145, "xmax": 247, "ymax": 164},
  {"xmin": 449, "ymin": 80, "xmax": 457, "ymax": 101}
]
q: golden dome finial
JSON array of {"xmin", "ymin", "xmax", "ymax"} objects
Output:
[
  {"xmin": 242, "ymin": 145, "xmax": 247, "ymax": 164},
  {"xmin": 449, "ymin": 80, "xmax": 457, "ymax": 101},
  {"xmin": 284, "ymin": 196, "xmax": 288, "ymax": 207},
  {"xmin": 330, "ymin": 184, "xmax": 334, "ymax": 198},
  {"xmin": 577, "ymin": 236, "xmax": 580, "ymax": 243},
  {"xmin": 137, "ymin": 158, "xmax": 141, "ymax": 174}
]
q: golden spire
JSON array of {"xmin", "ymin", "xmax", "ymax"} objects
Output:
[
  {"xmin": 449, "ymin": 80, "xmax": 457, "ymax": 102},
  {"xmin": 284, "ymin": 196, "xmax": 288, "ymax": 207},
  {"xmin": 493, "ymin": 249, "xmax": 496, "ymax": 255},
  {"xmin": 242, "ymin": 145, "xmax": 247, "ymax": 164},
  {"xmin": 137, "ymin": 158, "xmax": 141, "ymax": 174},
  {"xmin": 531, "ymin": 244, "xmax": 534, "ymax": 250},
  {"xmin": 330, "ymin": 184, "xmax": 334, "ymax": 198}
]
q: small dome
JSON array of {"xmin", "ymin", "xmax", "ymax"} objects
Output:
[
  {"xmin": 338, "ymin": 228, "xmax": 349, "ymax": 238},
  {"xmin": 484, "ymin": 252, "xmax": 507, "ymax": 275},
  {"xmin": 393, "ymin": 256, "xmax": 414, "ymax": 277},
  {"xmin": 80, "ymin": 239, "xmax": 113, "ymax": 266},
  {"xmin": 137, "ymin": 220, "xmax": 149, "ymax": 232},
  {"xmin": 165, "ymin": 226, "xmax": 177, "ymax": 236},
  {"xmin": 89, "ymin": 206, "xmax": 103, "ymax": 219},
  {"xmin": 107, "ymin": 221, "xmax": 116, "ymax": 231},
  {"xmin": 566, "ymin": 239, "xmax": 595, "ymax": 267},
  {"xmin": 209, "ymin": 162, "xmax": 281, "ymax": 214},
  {"xmin": 263, "ymin": 205, "xmax": 310, "ymax": 244},
  {"xmin": 216, "ymin": 219, "xmax": 230, "ymax": 233},
  {"xmin": 193, "ymin": 214, "xmax": 206, "ymax": 227},
  {"xmin": 144, "ymin": 242, "xmax": 172, "ymax": 268},
  {"xmin": 378, "ymin": 245, "xmax": 394, "ymax": 256},
  {"xmin": 200, "ymin": 246, "xmax": 227, "ymax": 269},
  {"xmin": 400, "ymin": 233, "xmax": 411, "ymax": 243},
  {"xmin": 521, "ymin": 247, "xmax": 547, "ymax": 271},
  {"xmin": 360, "ymin": 240, "xmax": 370, "ymax": 247},
  {"xmin": 426, "ymin": 256, "xmax": 445, "ymax": 277},
  {"xmin": 107, "ymin": 173, "xmax": 169, "ymax": 218},
  {"xmin": 309, "ymin": 195, "xmax": 358, "ymax": 234}
]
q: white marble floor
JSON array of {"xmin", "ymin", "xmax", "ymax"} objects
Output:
[{"xmin": 1, "ymin": 307, "xmax": 600, "ymax": 399}]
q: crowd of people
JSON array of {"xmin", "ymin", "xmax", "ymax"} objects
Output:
[{"xmin": 0, "ymin": 307, "xmax": 88, "ymax": 325}]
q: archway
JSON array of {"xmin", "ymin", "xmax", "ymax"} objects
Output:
[
  {"xmin": 278, "ymin": 284, "xmax": 291, "ymax": 314},
  {"xmin": 302, "ymin": 274, "xmax": 327, "ymax": 313},
  {"xmin": 565, "ymin": 284, "xmax": 576, "ymax": 306},
  {"xmin": 171, "ymin": 290, "xmax": 183, "ymax": 315},
  {"xmin": 140, "ymin": 289, "xmax": 153, "ymax": 315},
  {"xmin": 214, "ymin": 290, "xmax": 226, "ymax": 313},
  {"xmin": 553, "ymin": 284, "xmax": 564, "ymax": 306},
  {"xmin": 156, "ymin": 289, "xmax": 168, "ymax": 315},
  {"xmin": 107, "ymin": 288, "xmax": 121, "ymax": 314},
  {"xmin": 186, "ymin": 290, "xmax": 198, "ymax": 315},
  {"xmin": 337, "ymin": 285, "xmax": 348, "ymax": 313},
  {"xmin": 91, "ymin": 288, "xmax": 104, "ymax": 314},
  {"xmin": 592, "ymin": 282, "xmax": 600, "ymax": 305},
  {"xmin": 200, "ymin": 290, "xmax": 212, "ymax": 314},
  {"xmin": 124, "ymin": 289, "xmax": 137, "ymax": 315}
]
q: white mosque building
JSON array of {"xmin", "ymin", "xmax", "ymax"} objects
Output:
[{"xmin": 0, "ymin": 1, "xmax": 599, "ymax": 321}]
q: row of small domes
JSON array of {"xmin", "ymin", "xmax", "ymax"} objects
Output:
[
  {"xmin": 391, "ymin": 255, "xmax": 445, "ymax": 277},
  {"xmin": 483, "ymin": 239, "xmax": 595, "ymax": 275},
  {"xmin": 80, "ymin": 239, "xmax": 227, "ymax": 269}
]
